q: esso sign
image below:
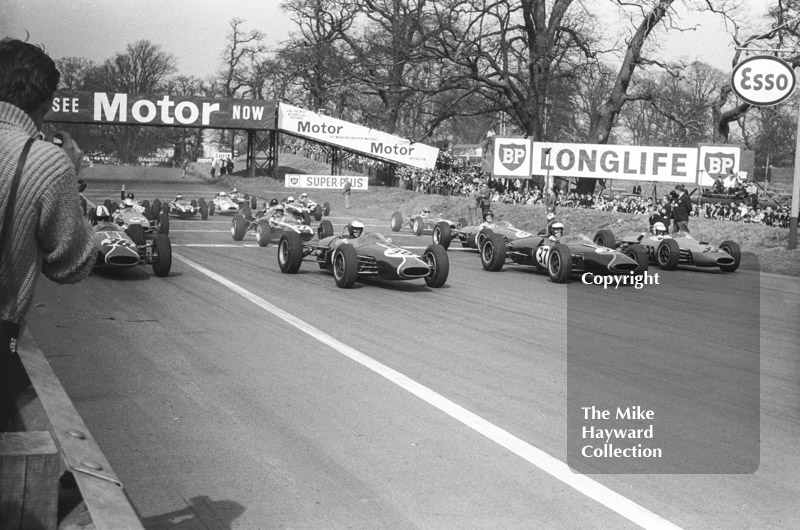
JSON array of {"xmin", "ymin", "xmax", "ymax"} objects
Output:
[{"xmin": 730, "ymin": 55, "xmax": 796, "ymax": 107}]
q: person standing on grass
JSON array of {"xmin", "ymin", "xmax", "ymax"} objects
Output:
[
  {"xmin": 672, "ymin": 185, "xmax": 693, "ymax": 235},
  {"xmin": 343, "ymin": 179, "xmax": 351, "ymax": 209}
]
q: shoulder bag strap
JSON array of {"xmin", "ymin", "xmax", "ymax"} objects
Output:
[{"xmin": 0, "ymin": 137, "xmax": 36, "ymax": 260}]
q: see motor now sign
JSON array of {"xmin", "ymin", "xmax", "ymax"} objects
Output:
[
  {"xmin": 46, "ymin": 91, "xmax": 276, "ymax": 129},
  {"xmin": 730, "ymin": 55, "xmax": 796, "ymax": 107}
]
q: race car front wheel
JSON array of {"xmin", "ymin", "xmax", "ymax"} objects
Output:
[
  {"xmin": 480, "ymin": 233, "xmax": 506, "ymax": 272},
  {"xmin": 656, "ymin": 239, "xmax": 680, "ymax": 270},
  {"xmin": 432, "ymin": 221, "xmax": 452, "ymax": 250},
  {"xmin": 332, "ymin": 244, "xmax": 358, "ymax": 288},
  {"xmin": 152, "ymin": 234, "xmax": 172, "ymax": 277},
  {"xmin": 547, "ymin": 243, "xmax": 572, "ymax": 283},
  {"xmin": 391, "ymin": 211, "xmax": 403, "ymax": 232},
  {"xmin": 231, "ymin": 215, "xmax": 247, "ymax": 241},
  {"xmin": 256, "ymin": 220, "xmax": 272, "ymax": 247},
  {"xmin": 423, "ymin": 244, "xmax": 449, "ymax": 288},
  {"xmin": 278, "ymin": 232, "xmax": 304, "ymax": 274},
  {"xmin": 718, "ymin": 240, "xmax": 741, "ymax": 273}
]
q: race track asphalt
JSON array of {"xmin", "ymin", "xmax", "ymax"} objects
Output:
[{"xmin": 23, "ymin": 168, "xmax": 800, "ymax": 530}]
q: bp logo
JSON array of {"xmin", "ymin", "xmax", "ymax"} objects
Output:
[
  {"xmin": 290, "ymin": 177, "xmax": 299, "ymax": 186},
  {"xmin": 702, "ymin": 152, "xmax": 736, "ymax": 177},
  {"xmin": 498, "ymin": 143, "xmax": 528, "ymax": 171}
]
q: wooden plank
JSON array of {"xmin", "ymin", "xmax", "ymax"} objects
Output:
[
  {"xmin": 0, "ymin": 431, "xmax": 59, "ymax": 530},
  {"xmin": 15, "ymin": 330, "xmax": 144, "ymax": 530}
]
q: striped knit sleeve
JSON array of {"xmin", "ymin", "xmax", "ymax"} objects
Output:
[{"xmin": 36, "ymin": 154, "xmax": 97, "ymax": 284}]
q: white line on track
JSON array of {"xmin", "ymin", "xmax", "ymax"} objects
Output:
[{"xmin": 174, "ymin": 251, "xmax": 682, "ymax": 530}]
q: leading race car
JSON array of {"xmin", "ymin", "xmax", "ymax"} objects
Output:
[
  {"xmin": 593, "ymin": 225, "xmax": 741, "ymax": 273},
  {"xmin": 479, "ymin": 221, "xmax": 648, "ymax": 283},
  {"xmin": 92, "ymin": 198, "xmax": 170, "ymax": 237},
  {"xmin": 165, "ymin": 195, "xmax": 209, "ymax": 220},
  {"xmin": 231, "ymin": 203, "xmax": 317, "ymax": 246},
  {"xmin": 277, "ymin": 220, "xmax": 449, "ymax": 289},
  {"xmin": 391, "ymin": 209, "xmax": 466, "ymax": 237},
  {"xmin": 91, "ymin": 222, "xmax": 172, "ymax": 277}
]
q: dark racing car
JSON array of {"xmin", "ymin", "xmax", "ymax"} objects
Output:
[
  {"xmin": 479, "ymin": 221, "xmax": 648, "ymax": 283},
  {"xmin": 231, "ymin": 203, "xmax": 316, "ymax": 246},
  {"xmin": 390, "ymin": 209, "xmax": 466, "ymax": 237},
  {"xmin": 277, "ymin": 220, "xmax": 449, "ymax": 289},
  {"xmin": 91, "ymin": 222, "xmax": 172, "ymax": 277}
]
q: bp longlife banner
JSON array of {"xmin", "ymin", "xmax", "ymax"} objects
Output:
[
  {"xmin": 491, "ymin": 137, "xmax": 534, "ymax": 178},
  {"xmin": 531, "ymin": 142, "xmax": 698, "ymax": 183},
  {"xmin": 277, "ymin": 103, "xmax": 439, "ymax": 169},
  {"xmin": 45, "ymin": 91, "xmax": 276, "ymax": 129}
]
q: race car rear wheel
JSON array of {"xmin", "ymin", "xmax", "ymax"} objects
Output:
[
  {"xmin": 231, "ymin": 215, "xmax": 247, "ymax": 241},
  {"xmin": 625, "ymin": 244, "xmax": 649, "ymax": 275},
  {"xmin": 208, "ymin": 201, "xmax": 215, "ymax": 215},
  {"xmin": 476, "ymin": 228, "xmax": 492, "ymax": 250},
  {"xmin": 190, "ymin": 199, "xmax": 197, "ymax": 207},
  {"xmin": 242, "ymin": 202, "xmax": 252, "ymax": 221},
  {"xmin": 152, "ymin": 234, "xmax": 172, "ymax": 277},
  {"xmin": 314, "ymin": 205, "xmax": 323, "ymax": 221},
  {"xmin": 480, "ymin": 233, "xmax": 506, "ymax": 272},
  {"xmin": 547, "ymin": 243, "xmax": 572, "ymax": 283},
  {"xmin": 432, "ymin": 221, "xmax": 452, "ymax": 250},
  {"xmin": 158, "ymin": 212, "xmax": 170, "ymax": 235},
  {"xmin": 412, "ymin": 216, "xmax": 424, "ymax": 236},
  {"xmin": 318, "ymin": 220, "xmax": 334, "ymax": 239},
  {"xmin": 593, "ymin": 229, "xmax": 616, "ymax": 249},
  {"xmin": 718, "ymin": 240, "xmax": 741, "ymax": 272},
  {"xmin": 126, "ymin": 223, "xmax": 146, "ymax": 246},
  {"xmin": 278, "ymin": 232, "xmax": 304, "ymax": 274},
  {"xmin": 656, "ymin": 239, "xmax": 680, "ymax": 270},
  {"xmin": 423, "ymin": 244, "xmax": 449, "ymax": 288},
  {"xmin": 256, "ymin": 220, "xmax": 272, "ymax": 247},
  {"xmin": 161, "ymin": 202, "xmax": 169, "ymax": 215},
  {"xmin": 390, "ymin": 211, "xmax": 403, "ymax": 232},
  {"xmin": 322, "ymin": 202, "xmax": 330, "ymax": 216},
  {"xmin": 332, "ymin": 244, "xmax": 358, "ymax": 288},
  {"xmin": 302, "ymin": 210, "xmax": 312, "ymax": 226},
  {"xmin": 200, "ymin": 202, "xmax": 209, "ymax": 220},
  {"xmin": 251, "ymin": 196, "xmax": 258, "ymax": 210},
  {"xmin": 151, "ymin": 199, "xmax": 161, "ymax": 221}
]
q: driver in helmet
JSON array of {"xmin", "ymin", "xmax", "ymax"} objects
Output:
[
  {"xmin": 219, "ymin": 191, "xmax": 227, "ymax": 198},
  {"xmin": 271, "ymin": 204, "xmax": 286, "ymax": 221},
  {"xmin": 175, "ymin": 194, "xmax": 184, "ymax": 201},
  {"xmin": 119, "ymin": 184, "xmax": 134, "ymax": 201},
  {"xmin": 298, "ymin": 192, "xmax": 309, "ymax": 206},
  {"xmin": 286, "ymin": 196, "xmax": 295, "ymax": 204},
  {"xmin": 547, "ymin": 221, "xmax": 564, "ymax": 240},
  {"xmin": 422, "ymin": 208, "xmax": 432, "ymax": 217},
  {"xmin": 478, "ymin": 209, "xmax": 495, "ymax": 228},
  {"xmin": 346, "ymin": 219, "xmax": 364, "ymax": 239},
  {"xmin": 649, "ymin": 221, "xmax": 669, "ymax": 236}
]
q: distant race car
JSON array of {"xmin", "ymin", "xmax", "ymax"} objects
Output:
[
  {"xmin": 302, "ymin": 196, "xmax": 331, "ymax": 221},
  {"xmin": 437, "ymin": 220, "xmax": 532, "ymax": 250},
  {"xmin": 165, "ymin": 196, "xmax": 209, "ymax": 220},
  {"xmin": 594, "ymin": 229, "xmax": 741, "ymax": 272},
  {"xmin": 91, "ymin": 222, "xmax": 172, "ymax": 277},
  {"xmin": 276, "ymin": 227, "xmax": 449, "ymax": 289},
  {"xmin": 390, "ymin": 210, "xmax": 466, "ymax": 237},
  {"xmin": 479, "ymin": 229, "xmax": 648, "ymax": 283},
  {"xmin": 231, "ymin": 207, "xmax": 317, "ymax": 246},
  {"xmin": 209, "ymin": 192, "xmax": 245, "ymax": 216},
  {"xmin": 229, "ymin": 189, "xmax": 258, "ymax": 210}
]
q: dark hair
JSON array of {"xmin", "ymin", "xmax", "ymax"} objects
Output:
[{"xmin": 0, "ymin": 38, "xmax": 60, "ymax": 113}]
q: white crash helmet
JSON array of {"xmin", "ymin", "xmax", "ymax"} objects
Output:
[
  {"xmin": 347, "ymin": 219, "xmax": 364, "ymax": 238},
  {"xmin": 300, "ymin": 193, "xmax": 308, "ymax": 199},
  {"xmin": 232, "ymin": 188, "xmax": 238, "ymax": 193},
  {"xmin": 175, "ymin": 194, "xmax": 184, "ymax": 200},
  {"xmin": 287, "ymin": 196, "xmax": 295, "ymax": 203},
  {"xmin": 653, "ymin": 222, "xmax": 668, "ymax": 235},
  {"xmin": 549, "ymin": 222, "xmax": 564, "ymax": 237},
  {"xmin": 219, "ymin": 191, "xmax": 227, "ymax": 197},
  {"xmin": 124, "ymin": 198, "xmax": 135, "ymax": 208}
]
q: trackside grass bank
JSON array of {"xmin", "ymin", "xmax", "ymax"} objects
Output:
[{"xmin": 164, "ymin": 156, "xmax": 799, "ymax": 277}]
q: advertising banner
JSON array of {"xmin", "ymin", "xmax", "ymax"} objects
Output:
[
  {"xmin": 284, "ymin": 174, "xmax": 369, "ymax": 190},
  {"xmin": 531, "ymin": 142, "xmax": 698, "ymax": 183},
  {"xmin": 46, "ymin": 91, "xmax": 276, "ymax": 129},
  {"xmin": 277, "ymin": 103, "xmax": 438, "ymax": 169},
  {"xmin": 491, "ymin": 137, "xmax": 533, "ymax": 178},
  {"xmin": 697, "ymin": 145, "xmax": 741, "ymax": 186}
]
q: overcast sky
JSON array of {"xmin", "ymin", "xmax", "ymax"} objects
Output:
[{"xmin": 2, "ymin": 0, "xmax": 773, "ymax": 80}]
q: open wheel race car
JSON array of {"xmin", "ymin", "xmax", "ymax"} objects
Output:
[
  {"xmin": 231, "ymin": 207, "xmax": 316, "ymax": 246},
  {"xmin": 276, "ymin": 225, "xmax": 449, "ymax": 289},
  {"xmin": 91, "ymin": 199, "xmax": 170, "ymax": 237},
  {"xmin": 91, "ymin": 222, "xmax": 172, "ymax": 277},
  {"xmin": 161, "ymin": 196, "xmax": 209, "ymax": 220},
  {"xmin": 390, "ymin": 210, "xmax": 466, "ymax": 237},
  {"xmin": 435, "ymin": 219, "xmax": 533, "ymax": 251},
  {"xmin": 479, "ymin": 229, "xmax": 648, "ymax": 283},
  {"xmin": 593, "ymin": 229, "xmax": 741, "ymax": 273}
]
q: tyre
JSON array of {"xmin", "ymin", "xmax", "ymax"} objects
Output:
[
  {"xmin": 126, "ymin": 223, "xmax": 146, "ymax": 246},
  {"xmin": 332, "ymin": 243, "xmax": 358, "ymax": 288},
  {"xmin": 718, "ymin": 240, "xmax": 741, "ymax": 273},
  {"xmin": 208, "ymin": 201, "xmax": 215, "ymax": 215},
  {"xmin": 152, "ymin": 234, "xmax": 172, "ymax": 277},
  {"xmin": 161, "ymin": 202, "xmax": 169, "ymax": 214},
  {"xmin": 412, "ymin": 216, "xmax": 424, "ymax": 236},
  {"xmin": 231, "ymin": 215, "xmax": 246, "ymax": 241},
  {"xmin": 190, "ymin": 199, "xmax": 197, "ymax": 207},
  {"xmin": 476, "ymin": 228, "xmax": 493, "ymax": 250},
  {"xmin": 158, "ymin": 212, "xmax": 170, "ymax": 235},
  {"xmin": 314, "ymin": 205, "xmax": 323, "ymax": 221},
  {"xmin": 547, "ymin": 243, "xmax": 572, "ymax": 283},
  {"xmin": 480, "ymin": 233, "xmax": 506, "ymax": 272},
  {"xmin": 318, "ymin": 220, "xmax": 334, "ymax": 239},
  {"xmin": 200, "ymin": 203, "xmax": 209, "ymax": 220},
  {"xmin": 390, "ymin": 211, "xmax": 403, "ymax": 232},
  {"xmin": 251, "ymin": 196, "xmax": 258, "ymax": 210},
  {"xmin": 656, "ymin": 239, "xmax": 680, "ymax": 270},
  {"xmin": 256, "ymin": 220, "xmax": 272, "ymax": 247},
  {"xmin": 625, "ymin": 244, "xmax": 649, "ymax": 275},
  {"xmin": 151, "ymin": 199, "xmax": 162, "ymax": 220},
  {"xmin": 302, "ymin": 210, "xmax": 311, "ymax": 226},
  {"xmin": 278, "ymin": 232, "xmax": 304, "ymax": 274},
  {"xmin": 198, "ymin": 197, "xmax": 206, "ymax": 207},
  {"xmin": 423, "ymin": 244, "xmax": 449, "ymax": 288},
  {"xmin": 593, "ymin": 229, "xmax": 616, "ymax": 249},
  {"xmin": 322, "ymin": 202, "xmax": 330, "ymax": 215},
  {"xmin": 464, "ymin": 232, "xmax": 477, "ymax": 249},
  {"xmin": 103, "ymin": 199, "xmax": 113, "ymax": 213},
  {"xmin": 457, "ymin": 217, "xmax": 468, "ymax": 229},
  {"xmin": 242, "ymin": 202, "xmax": 252, "ymax": 220},
  {"xmin": 141, "ymin": 199, "xmax": 150, "ymax": 211},
  {"xmin": 432, "ymin": 221, "xmax": 452, "ymax": 250}
]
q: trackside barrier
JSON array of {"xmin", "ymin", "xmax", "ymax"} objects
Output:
[{"xmin": 0, "ymin": 329, "xmax": 144, "ymax": 530}]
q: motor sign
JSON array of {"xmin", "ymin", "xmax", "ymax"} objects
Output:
[{"xmin": 730, "ymin": 55, "xmax": 796, "ymax": 107}]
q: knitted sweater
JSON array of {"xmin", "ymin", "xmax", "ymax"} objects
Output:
[{"xmin": 0, "ymin": 101, "xmax": 96, "ymax": 324}]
